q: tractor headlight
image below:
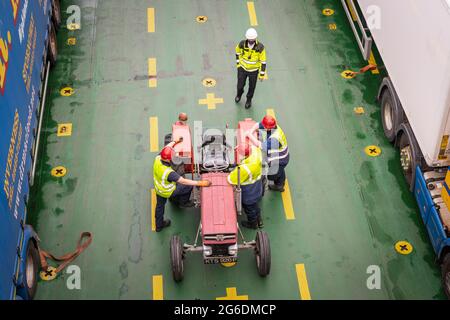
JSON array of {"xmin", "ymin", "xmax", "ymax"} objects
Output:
[
  {"xmin": 228, "ymin": 244, "xmax": 238, "ymax": 256},
  {"xmin": 203, "ymin": 245, "xmax": 212, "ymax": 256}
]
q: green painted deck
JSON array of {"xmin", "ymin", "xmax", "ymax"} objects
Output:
[{"xmin": 29, "ymin": 0, "xmax": 445, "ymax": 299}]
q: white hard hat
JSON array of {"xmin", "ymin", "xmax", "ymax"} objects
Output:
[{"xmin": 245, "ymin": 28, "xmax": 258, "ymax": 40}]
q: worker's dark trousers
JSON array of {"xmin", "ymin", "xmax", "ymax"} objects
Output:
[
  {"xmin": 243, "ymin": 202, "xmax": 261, "ymax": 223},
  {"xmin": 155, "ymin": 184, "xmax": 193, "ymax": 229},
  {"xmin": 237, "ymin": 67, "xmax": 258, "ymax": 101},
  {"xmin": 268, "ymin": 164, "xmax": 287, "ymax": 187}
]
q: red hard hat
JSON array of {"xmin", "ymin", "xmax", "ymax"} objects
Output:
[
  {"xmin": 237, "ymin": 143, "xmax": 251, "ymax": 158},
  {"xmin": 160, "ymin": 146, "xmax": 174, "ymax": 162},
  {"xmin": 261, "ymin": 115, "xmax": 277, "ymax": 129}
]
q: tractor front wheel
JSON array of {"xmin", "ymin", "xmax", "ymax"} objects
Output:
[
  {"xmin": 255, "ymin": 231, "xmax": 271, "ymax": 277},
  {"xmin": 170, "ymin": 235, "xmax": 184, "ymax": 282}
]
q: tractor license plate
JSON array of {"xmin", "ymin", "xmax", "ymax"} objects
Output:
[{"xmin": 204, "ymin": 257, "xmax": 237, "ymax": 265}]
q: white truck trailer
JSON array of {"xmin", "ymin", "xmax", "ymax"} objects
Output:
[{"xmin": 343, "ymin": 0, "xmax": 450, "ymax": 297}]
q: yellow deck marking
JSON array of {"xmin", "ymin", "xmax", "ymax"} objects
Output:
[
  {"xmin": 354, "ymin": 106, "xmax": 365, "ymax": 115},
  {"xmin": 216, "ymin": 287, "xmax": 249, "ymax": 300},
  {"xmin": 147, "ymin": 8, "xmax": 155, "ymax": 33},
  {"xmin": 149, "ymin": 117, "xmax": 159, "ymax": 152},
  {"xmin": 247, "ymin": 2, "xmax": 258, "ymax": 26},
  {"xmin": 151, "ymin": 189, "xmax": 156, "ymax": 232},
  {"xmin": 266, "ymin": 108, "xmax": 276, "ymax": 118},
  {"xmin": 395, "ymin": 241, "xmax": 413, "ymax": 255},
  {"xmin": 57, "ymin": 123, "xmax": 73, "ymax": 137},
  {"xmin": 365, "ymin": 145, "xmax": 381, "ymax": 157},
  {"xmin": 67, "ymin": 37, "xmax": 76, "ymax": 46},
  {"xmin": 60, "ymin": 87, "xmax": 75, "ymax": 96},
  {"xmin": 198, "ymin": 93, "xmax": 224, "ymax": 110},
  {"xmin": 346, "ymin": 0, "xmax": 357, "ymax": 21},
  {"xmin": 282, "ymin": 179, "xmax": 296, "ymax": 220},
  {"xmin": 196, "ymin": 16, "xmax": 208, "ymax": 23},
  {"xmin": 295, "ymin": 264, "xmax": 311, "ymax": 300},
  {"xmin": 51, "ymin": 166, "xmax": 67, "ymax": 178},
  {"xmin": 152, "ymin": 275, "xmax": 164, "ymax": 300},
  {"xmin": 40, "ymin": 266, "xmax": 58, "ymax": 281},
  {"xmin": 148, "ymin": 58, "xmax": 157, "ymax": 88},
  {"xmin": 67, "ymin": 23, "xmax": 80, "ymax": 31},
  {"xmin": 322, "ymin": 8, "xmax": 334, "ymax": 16},
  {"xmin": 368, "ymin": 51, "xmax": 380, "ymax": 74},
  {"xmin": 341, "ymin": 70, "xmax": 356, "ymax": 79}
]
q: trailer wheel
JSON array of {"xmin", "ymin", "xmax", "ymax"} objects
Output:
[
  {"xmin": 164, "ymin": 133, "xmax": 173, "ymax": 146},
  {"xmin": 170, "ymin": 235, "xmax": 184, "ymax": 282},
  {"xmin": 381, "ymin": 88, "xmax": 403, "ymax": 142},
  {"xmin": 442, "ymin": 253, "xmax": 450, "ymax": 299},
  {"xmin": 52, "ymin": 0, "xmax": 62, "ymax": 30},
  {"xmin": 25, "ymin": 240, "xmax": 39, "ymax": 299},
  {"xmin": 398, "ymin": 126, "xmax": 421, "ymax": 190},
  {"xmin": 255, "ymin": 231, "xmax": 271, "ymax": 277},
  {"xmin": 48, "ymin": 24, "xmax": 58, "ymax": 67}
]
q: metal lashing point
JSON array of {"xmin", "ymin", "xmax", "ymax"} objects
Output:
[
  {"xmin": 51, "ymin": 166, "xmax": 67, "ymax": 178},
  {"xmin": 40, "ymin": 266, "xmax": 58, "ymax": 281},
  {"xmin": 341, "ymin": 70, "xmax": 356, "ymax": 79},
  {"xmin": 67, "ymin": 37, "xmax": 77, "ymax": 46},
  {"xmin": 395, "ymin": 241, "xmax": 413, "ymax": 255},
  {"xmin": 67, "ymin": 23, "xmax": 80, "ymax": 31},
  {"xmin": 322, "ymin": 8, "xmax": 335, "ymax": 16},
  {"xmin": 196, "ymin": 16, "xmax": 208, "ymax": 23},
  {"xmin": 60, "ymin": 87, "xmax": 75, "ymax": 97},
  {"xmin": 365, "ymin": 145, "xmax": 381, "ymax": 157},
  {"xmin": 202, "ymin": 78, "xmax": 216, "ymax": 88}
]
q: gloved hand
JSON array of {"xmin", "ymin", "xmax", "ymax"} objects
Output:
[
  {"xmin": 197, "ymin": 180, "xmax": 212, "ymax": 187},
  {"xmin": 236, "ymin": 62, "xmax": 241, "ymax": 69},
  {"xmin": 258, "ymin": 73, "xmax": 265, "ymax": 81}
]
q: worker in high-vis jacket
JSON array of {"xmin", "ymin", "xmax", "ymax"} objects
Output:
[
  {"xmin": 227, "ymin": 144, "xmax": 264, "ymax": 229},
  {"xmin": 153, "ymin": 142, "xmax": 211, "ymax": 232},
  {"xmin": 235, "ymin": 28, "xmax": 267, "ymax": 109},
  {"xmin": 247, "ymin": 115, "xmax": 290, "ymax": 192}
]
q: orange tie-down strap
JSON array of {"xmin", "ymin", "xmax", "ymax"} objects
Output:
[{"xmin": 38, "ymin": 232, "xmax": 93, "ymax": 274}]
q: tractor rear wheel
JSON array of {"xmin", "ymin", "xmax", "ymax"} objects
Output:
[
  {"xmin": 441, "ymin": 253, "xmax": 450, "ymax": 299},
  {"xmin": 255, "ymin": 231, "xmax": 271, "ymax": 277},
  {"xmin": 170, "ymin": 235, "xmax": 184, "ymax": 282}
]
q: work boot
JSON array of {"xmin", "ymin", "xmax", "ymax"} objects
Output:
[
  {"xmin": 269, "ymin": 184, "xmax": 285, "ymax": 192},
  {"xmin": 156, "ymin": 219, "xmax": 171, "ymax": 232},
  {"xmin": 245, "ymin": 99, "xmax": 252, "ymax": 109},
  {"xmin": 257, "ymin": 216, "xmax": 264, "ymax": 228},
  {"xmin": 241, "ymin": 220, "xmax": 258, "ymax": 229},
  {"xmin": 179, "ymin": 200, "xmax": 195, "ymax": 208},
  {"xmin": 235, "ymin": 95, "xmax": 242, "ymax": 103}
]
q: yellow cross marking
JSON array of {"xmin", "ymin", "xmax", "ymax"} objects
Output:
[
  {"xmin": 365, "ymin": 145, "xmax": 381, "ymax": 157},
  {"xmin": 57, "ymin": 123, "xmax": 73, "ymax": 137},
  {"xmin": 67, "ymin": 37, "xmax": 76, "ymax": 46},
  {"xmin": 199, "ymin": 93, "xmax": 224, "ymax": 110},
  {"xmin": 295, "ymin": 264, "xmax": 311, "ymax": 300},
  {"xmin": 151, "ymin": 189, "xmax": 156, "ymax": 232},
  {"xmin": 148, "ymin": 58, "xmax": 157, "ymax": 88},
  {"xmin": 247, "ymin": 2, "xmax": 258, "ymax": 26},
  {"xmin": 148, "ymin": 8, "xmax": 155, "ymax": 33},
  {"xmin": 152, "ymin": 275, "xmax": 164, "ymax": 300},
  {"xmin": 216, "ymin": 287, "xmax": 249, "ymax": 300}
]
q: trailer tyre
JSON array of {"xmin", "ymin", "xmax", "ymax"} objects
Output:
[
  {"xmin": 398, "ymin": 126, "xmax": 421, "ymax": 190},
  {"xmin": 381, "ymin": 88, "xmax": 403, "ymax": 142},
  {"xmin": 442, "ymin": 253, "xmax": 450, "ymax": 299},
  {"xmin": 255, "ymin": 231, "xmax": 271, "ymax": 277},
  {"xmin": 48, "ymin": 24, "xmax": 58, "ymax": 67},
  {"xmin": 52, "ymin": 0, "xmax": 62, "ymax": 30},
  {"xmin": 25, "ymin": 240, "xmax": 39, "ymax": 299},
  {"xmin": 170, "ymin": 235, "xmax": 184, "ymax": 282}
]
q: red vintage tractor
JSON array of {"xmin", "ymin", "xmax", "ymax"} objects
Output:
[{"xmin": 165, "ymin": 118, "xmax": 271, "ymax": 282}]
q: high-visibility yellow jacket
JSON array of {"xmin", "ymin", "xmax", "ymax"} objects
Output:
[
  {"xmin": 235, "ymin": 40, "xmax": 267, "ymax": 75},
  {"xmin": 266, "ymin": 125, "xmax": 289, "ymax": 163},
  {"xmin": 153, "ymin": 156, "xmax": 176, "ymax": 198},
  {"xmin": 227, "ymin": 146, "xmax": 263, "ymax": 186}
]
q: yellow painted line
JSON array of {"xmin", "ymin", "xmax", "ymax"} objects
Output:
[
  {"xmin": 149, "ymin": 117, "xmax": 159, "ymax": 152},
  {"xmin": 346, "ymin": 0, "xmax": 357, "ymax": 21},
  {"xmin": 148, "ymin": 58, "xmax": 157, "ymax": 88},
  {"xmin": 147, "ymin": 8, "xmax": 155, "ymax": 33},
  {"xmin": 216, "ymin": 287, "xmax": 249, "ymax": 300},
  {"xmin": 266, "ymin": 108, "xmax": 276, "ymax": 119},
  {"xmin": 151, "ymin": 189, "xmax": 156, "ymax": 232},
  {"xmin": 368, "ymin": 51, "xmax": 380, "ymax": 74},
  {"xmin": 295, "ymin": 264, "xmax": 311, "ymax": 300},
  {"xmin": 282, "ymin": 179, "xmax": 296, "ymax": 220},
  {"xmin": 247, "ymin": 2, "xmax": 258, "ymax": 26},
  {"xmin": 152, "ymin": 275, "xmax": 164, "ymax": 300}
]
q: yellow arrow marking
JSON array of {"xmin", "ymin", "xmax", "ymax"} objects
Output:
[
  {"xmin": 148, "ymin": 58, "xmax": 157, "ymax": 88},
  {"xmin": 148, "ymin": 8, "xmax": 155, "ymax": 33},
  {"xmin": 247, "ymin": 2, "xmax": 258, "ymax": 26},
  {"xmin": 295, "ymin": 264, "xmax": 311, "ymax": 300},
  {"xmin": 199, "ymin": 93, "xmax": 224, "ymax": 110},
  {"xmin": 216, "ymin": 287, "xmax": 249, "ymax": 300},
  {"xmin": 152, "ymin": 275, "xmax": 164, "ymax": 300},
  {"xmin": 149, "ymin": 117, "xmax": 159, "ymax": 152}
]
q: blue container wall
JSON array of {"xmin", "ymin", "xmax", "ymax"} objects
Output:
[{"xmin": 0, "ymin": 0, "xmax": 51, "ymax": 300}]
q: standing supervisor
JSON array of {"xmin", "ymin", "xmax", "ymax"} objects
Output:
[
  {"xmin": 235, "ymin": 28, "xmax": 267, "ymax": 109},
  {"xmin": 247, "ymin": 115, "xmax": 290, "ymax": 192},
  {"xmin": 153, "ymin": 142, "xmax": 211, "ymax": 232},
  {"xmin": 227, "ymin": 144, "xmax": 264, "ymax": 229}
]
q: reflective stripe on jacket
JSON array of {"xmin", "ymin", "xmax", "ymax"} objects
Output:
[{"xmin": 227, "ymin": 146, "xmax": 263, "ymax": 186}]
